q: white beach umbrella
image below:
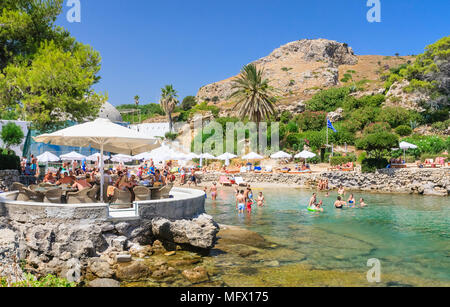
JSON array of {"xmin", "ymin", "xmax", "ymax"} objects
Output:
[
  {"xmin": 132, "ymin": 152, "xmax": 152, "ymax": 161},
  {"xmin": 270, "ymin": 151, "xmax": 292, "ymax": 159},
  {"xmin": 199, "ymin": 152, "xmax": 216, "ymax": 167},
  {"xmin": 399, "ymin": 141, "xmax": 418, "ymax": 162},
  {"xmin": 37, "ymin": 151, "xmax": 60, "ymax": 163},
  {"xmin": 199, "ymin": 153, "xmax": 216, "ymax": 159},
  {"xmin": 294, "ymin": 150, "xmax": 316, "ymax": 159},
  {"xmin": 217, "ymin": 152, "xmax": 237, "ymax": 166},
  {"xmin": 86, "ymin": 152, "xmax": 110, "ymax": 162},
  {"xmin": 111, "ymin": 154, "xmax": 133, "ymax": 163},
  {"xmin": 60, "ymin": 151, "xmax": 87, "ymax": 161},
  {"xmin": 34, "ymin": 118, "xmax": 160, "ymax": 202},
  {"xmin": 242, "ymin": 152, "xmax": 264, "ymax": 160}
]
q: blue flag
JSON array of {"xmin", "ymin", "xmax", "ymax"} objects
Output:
[{"xmin": 327, "ymin": 119, "xmax": 337, "ymax": 133}]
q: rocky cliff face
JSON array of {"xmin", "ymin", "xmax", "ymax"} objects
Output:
[{"xmin": 196, "ymin": 39, "xmax": 358, "ymax": 103}]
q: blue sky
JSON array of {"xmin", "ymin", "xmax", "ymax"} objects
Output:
[{"xmin": 56, "ymin": 0, "xmax": 450, "ymax": 106}]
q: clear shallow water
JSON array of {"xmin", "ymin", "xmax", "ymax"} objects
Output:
[{"xmin": 205, "ymin": 188, "xmax": 450, "ymax": 283}]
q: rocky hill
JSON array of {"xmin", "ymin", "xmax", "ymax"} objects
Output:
[{"xmin": 196, "ymin": 38, "xmax": 415, "ymax": 115}]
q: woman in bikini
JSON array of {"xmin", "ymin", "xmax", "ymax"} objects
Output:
[
  {"xmin": 347, "ymin": 194, "xmax": 355, "ymax": 207},
  {"xmin": 256, "ymin": 192, "xmax": 265, "ymax": 207},
  {"xmin": 210, "ymin": 182, "xmax": 218, "ymax": 200}
]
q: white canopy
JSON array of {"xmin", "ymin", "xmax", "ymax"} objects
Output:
[
  {"xmin": 132, "ymin": 152, "xmax": 152, "ymax": 161},
  {"xmin": 34, "ymin": 118, "xmax": 161, "ymax": 202},
  {"xmin": 147, "ymin": 145, "xmax": 179, "ymax": 161},
  {"xmin": 399, "ymin": 141, "xmax": 418, "ymax": 150},
  {"xmin": 294, "ymin": 150, "xmax": 316, "ymax": 159},
  {"xmin": 270, "ymin": 151, "xmax": 292, "ymax": 159},
  {"xmin": 86, "ymin": 152, "xmax": 110, "ymax": 162},
  {"xmin": 37, "ymin": 152, "xmax": 60, "ymax": 163},
  {"xmin": 111, "ymin": 154, "xmax": 133, "ymax": 163},
  {"xmin": 242, "ymin": 152, "xmax": 264, "ymax": 160},
  {"xmin": 60, "ymin": 151, "xmax": 87, "ymax": 161},
  {"xmin": 217, "ymin": 152, "xmax": 238, "ymax": 160},
  {"xmin": 199, "ymin": 153, "xmax": 216, "ymax": 159},
  {"xmin": 34, "ymin": 118, "xmax": 160, "ymax": 155}
]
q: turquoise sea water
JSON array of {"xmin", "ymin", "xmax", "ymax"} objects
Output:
[{"xmin": 205, "ymin": 188, "xmax": 450, "ymax": 283}]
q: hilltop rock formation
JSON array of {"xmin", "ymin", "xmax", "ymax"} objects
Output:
[{"xmin": 196, "ymin": 39, "xmax": 358, "ymax": 103}]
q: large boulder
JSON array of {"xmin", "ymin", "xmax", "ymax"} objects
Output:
[{"xmin": 151, "ymin": 214, "xmax": 219, "ymax": 250}]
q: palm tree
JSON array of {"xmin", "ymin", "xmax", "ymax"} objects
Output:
[
  {"xmin": 134, "ymin": 95, "xmax": 140, "ymax": 107},
  {"xmin": 160, "ymin": 85, "xmax": 178, "ymax": 132},
  {"xmin": 229, "ymin": 64, "xmax": 278, "ymax": 124}
]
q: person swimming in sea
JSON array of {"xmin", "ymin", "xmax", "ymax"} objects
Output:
[
  {"xmin": 334, "ymin": 196, "xmax": 345, "ymax": 209},
  {"xmin": 359, "ymin": 198, "xmax": 368, "ymax": 208},
  {"xmin": 347, "ymin": 194, "xmax": 355, "ymax": 207},
  {"xmin": 308, "ymin": 193, "xmax": 317, "ymax": 208},
  {"xmin": 210, "ymin": 182, "xmax": 218, "ymax": 200},
  {"xmin": 315, "ymin": 200, "xmax": 324, "ymax": 212},
  {"xmin": 338, "ymin": 185, "xmax": 345, "ymax": 197}
]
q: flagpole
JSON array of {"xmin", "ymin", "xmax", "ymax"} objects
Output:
[{"xmin": 326, "ymin": 115, "xmax": 329, "ymax": 147}]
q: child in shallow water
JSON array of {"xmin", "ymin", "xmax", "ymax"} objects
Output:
[{"xmin": 256, "ymin": 192, "xmax": 265, "ymax": 207}]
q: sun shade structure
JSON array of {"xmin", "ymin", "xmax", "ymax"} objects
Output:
[
  {"xmin": 60, "ymin": 151, "xmax": 87, "ymax": 161},
  {"xmin": 34, "ymin": 118, "xmax": 161, "ymax": 202},
  {"xmin": 294, "ymin": 150, "xmax": 316, "ymax": 159},
  {"xmin": 86, "ymin": 152, "xmax": 110, "ymax": 162},
  {"xmin": 199, "ymin": 153, "xmax": 216, "ymax": 159},
  {"xmin": 111, "ymin": 154, "xmax": 133, "ymax": 163},
  {"xmin": 37, "ymin": 151, "xmax": 60, "ymax": 163},
  {"xmin": 132, "ymin": 152, "xmax": 153, "ymax": 161},
  {"xmin": 270, "ymin": 151, "xmax": 292, "ymax": 159},
  {"xmin": 399, "ymin": 141, "xmax": 418, "ymax": 162},
  {"xmin": 242, "ymin": 152, "xmax": 264, "ymax": 160},
  {"xmin": 217, "ymin": 152, "xmax": 237, "ymax": 167}
]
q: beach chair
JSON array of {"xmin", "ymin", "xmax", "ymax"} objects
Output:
[
  {"xmin": 262, "ymin": 166, "xmax": 273, "ymax": 174},
  {"xmin": 234, "ymin": 176, "xmax": 248, "ymax": 187},
  {"xmin": 67, "ymin": 188, "xmax": 93, "ymax": 204},
  {"xmin": 44, "ymin": 188, "xmax": 63, "ymax": 204},
  {"xmin": 11, "ymin": 182, "xmax": 24, "ymax": 192},
  {"xmin": 134, "ymin": 186, "xmax": 151, "ymax": 201},
  {"xmin": 110, "ymin": 188, "xmax": 133, "ymax": 208},
  {"xmin": 153, "ymin": 183, "xmax": 174, "ymax": 200},
  {"xmin": 219, "ymin": 176, "xmax": 233, "ymax": 186},
  {"xmin": 24, "ymin": 188, "xmax": 44, "ymax": 202}
]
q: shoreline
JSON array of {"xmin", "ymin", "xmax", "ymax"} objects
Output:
[{"xmin": 180, "ymin": 168, "xmax": 450, "ymax": 197}]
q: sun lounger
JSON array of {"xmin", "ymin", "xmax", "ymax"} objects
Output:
[
  {"xmin": 234, "ymin": 176, "xmax": 247, "ymax": 187},
  {"xmin": 219, "ymin": 176, "xmax": 233, "ymax": 186}
]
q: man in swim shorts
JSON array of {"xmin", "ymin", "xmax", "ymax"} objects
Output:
[{"xmin": 237, "ymin": 190, "xmax": 246, "ymax": 214}]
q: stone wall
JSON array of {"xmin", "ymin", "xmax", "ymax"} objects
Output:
[
  {"xmin": 0, "ymin": 170, "xmax": 19, "ymax": 191},
  {"xmin": 197, "ymin": 168, "xmax": 450, "ymax": 196},
  {"xmin": 0, "ymin": 187, "xmax": 218, "ymax": 284}
]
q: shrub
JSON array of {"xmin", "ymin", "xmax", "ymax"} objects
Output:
[
  {"xmin": 181, "ymin": 96, "xmax": 197, "ymax": 111},
  {"xmin": 395, "ymin": 125, "xmax": 413, "ymax": 136},
  {"xmin": 296, "ymin": 111, "xmax": 327, "ymax": 131},
  {"xmin": 165, "ymin": 132, "xmax": 179, "ymax": 141},
  {"xmin": 1, "ymin": 273, "xmax": 76, "ymax": 287},
  {"xmin": 301, "ymin": 130, "xmax": 327, "ymax": 151},
  {"xmin": 286, "ymin": 133, "xmax": 306, "ymax": 149},
  {"xmin": 376, "ymin": 107, "xmax": 412, "ymax": 128},
  {"xmin": 305, "ymin": 87, "xmax": 351, "ymax": 112},
  {"xmin": 356, "ymin": 132, "xmax": 399, "ymax": 158},
  {"xmin": 0, "ymin": 153, "xmax": 20, "ymax": 170},
  {"xmin": 363, "ymin": 122, "xmax": 391, "ymax": 135},
  {"xmin": 330, "ymin": 156, "xmax": 356, "ymax": 166},
  {"xmin": 403, "ymin": 135, "xmax": 447, "ymax": 154},
  {"xmin": 348, "ymin": 107, "xmax": 380, "ymax": 130},
  {"xmin": 361, "ymin": 158, "xmax": 389, "ymax": 173}
]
